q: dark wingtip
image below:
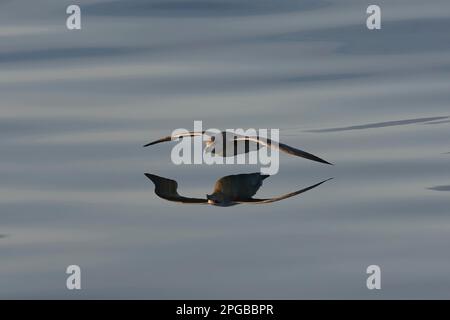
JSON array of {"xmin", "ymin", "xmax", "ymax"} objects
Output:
[
  {"xmin": 314, "ymin": 157, "xmax": 333, "ymax": 165},
  {"xmin": 143, "ymin": 136, "xmax": 172, "ymax": 147},
  {"xmin": 144, "ymin": 173, "xmax": 160, "ymax": 182},
  {"xmin": 312, "ymin": 153, "xmax": 333, "ymax": 165},
  {"xmin": 309, "ymin": 177, "xmax": 334, "ymax": 188},
  {"xmin": 144, "ymin": 173, "xmax": 154, "ymax": 179}
]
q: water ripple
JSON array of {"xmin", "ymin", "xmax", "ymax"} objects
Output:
[{"xmin": 306, "ymin": 116, "xmax": 449, "ymax": 133}]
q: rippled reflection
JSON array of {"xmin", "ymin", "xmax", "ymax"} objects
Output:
[
  {"xmin": 306, "ymin": 116, "xmax": 449, "ymax": 133},
  {"xmin": 145, "ymin": 172, "xmax": 332, "ymax": 207},
  {"xmin": 428, "ymin": 185, "xmax": 450, "ymax": 192}
]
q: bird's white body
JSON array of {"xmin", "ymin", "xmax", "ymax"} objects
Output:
[{"xmin": 204, "ymin": 135, "xmax": 260, "ymax": 157}]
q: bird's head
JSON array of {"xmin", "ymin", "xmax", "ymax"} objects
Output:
[
  {"xmin": 204, "ymin": 135, "xmax": 216, "ymax": 154},
  {"xmin": 206, "ymin": 192, "xmax": 233, "ymax": 206}
]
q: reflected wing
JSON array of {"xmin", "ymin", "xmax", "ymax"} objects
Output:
[
  {"xmin": 234, "ymin": 136, "xmax": 332, "ymax": 165},
  {"xmin": 143, "ymin": 131, "xmax": 206, "ymax": 147},
  {"xmin": 144, "ymin": 173, "xmax": 207, "ymax": 204},
  {"xmin": 237, "ymin": 178, "xmax": 333, "ymax": 204}
]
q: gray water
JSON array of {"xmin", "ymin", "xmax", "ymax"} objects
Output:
[{"xmin": 1, "ymin": 0, "xmax": 449, "ymax": 299}]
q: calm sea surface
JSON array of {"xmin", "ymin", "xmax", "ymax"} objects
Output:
[{"xmin": 1, "ymin": 0, "xmax": 449, "ymax": 298}]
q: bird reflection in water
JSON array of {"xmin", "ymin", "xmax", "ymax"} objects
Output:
[{"xmin": 145, "ymin": 172, "xmax": 332, "ymax": 207}]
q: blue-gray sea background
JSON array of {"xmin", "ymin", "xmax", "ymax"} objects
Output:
[{"xmin": 1, "ymin": 0, "xmax": 449, "ymax": 298}]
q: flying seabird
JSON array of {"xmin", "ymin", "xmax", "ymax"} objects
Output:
[
  {"xmin": 143, "ymin": 131, "xmax": 332, "ymax": 165},
  {"xmin": 145, "ymin": 172, "xmax": 332, "ymax": 207}
]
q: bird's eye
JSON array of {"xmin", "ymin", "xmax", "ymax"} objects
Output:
[{"xmin": 211, "ymin": 136, "xmax": 215, "ymax": 142}]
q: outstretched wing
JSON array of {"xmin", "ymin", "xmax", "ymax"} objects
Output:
[
  {"xmin": 144, "ymin": 173, "xmax": 207, "ymax": 204},
  {"xmin": 143, "ymin": 131, "xmax": 206, "ymax": 147},
  {"xmin": 233, "ymin": 136, "xmax": 333, "ymax": 165},
  {"xmin": 237, "ymin": 178, "xmax": 333, "ymax": 204}
]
